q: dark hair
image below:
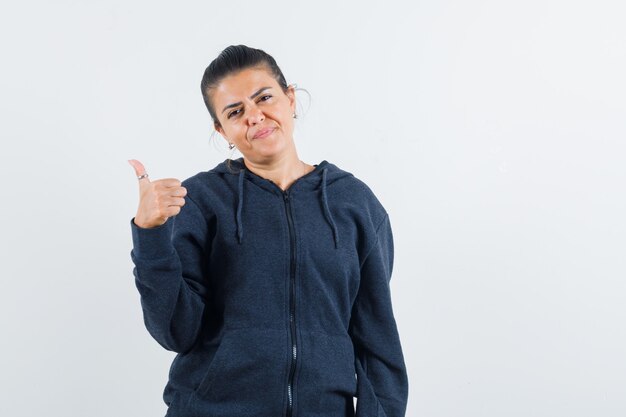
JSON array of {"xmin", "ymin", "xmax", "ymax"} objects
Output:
[{"xmin": 201, "ymin": 44, "xmax": 292, "ymax": 130}]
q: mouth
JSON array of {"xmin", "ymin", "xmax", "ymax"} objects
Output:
[{"xmin": 252, "ymin": 127, "xmax": 276, "ymax": 139}]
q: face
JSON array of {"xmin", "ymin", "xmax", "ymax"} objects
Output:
[{"xmin": 211, "ymin": 67, "xmax": 296, "ymax": 162}]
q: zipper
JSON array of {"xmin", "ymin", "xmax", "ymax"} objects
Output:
[{"xmin": 283, "ymin": 190, "xmax": 298, "ymax": 417}]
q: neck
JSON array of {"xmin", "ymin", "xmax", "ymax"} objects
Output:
[{"xmin": 242, "ymin": 154, "xmax": 314, "ymax": 191}]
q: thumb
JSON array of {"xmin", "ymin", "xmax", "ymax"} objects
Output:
[{"xmin": 128, "ymin": 159, "xmax": 150, "ymax": 183}]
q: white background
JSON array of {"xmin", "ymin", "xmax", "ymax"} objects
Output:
[{"xmin": 1, "ymin": 1, "xmax": 625, "ymax": 416}]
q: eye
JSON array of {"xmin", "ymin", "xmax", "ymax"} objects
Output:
[{"xmin": 227, "ymin": 96, "xmax": 272, "ymax": 119}]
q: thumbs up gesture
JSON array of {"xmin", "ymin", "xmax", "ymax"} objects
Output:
[{"xmin": 128, "ymin": 159, "xmax": 187, "ymax": 229}]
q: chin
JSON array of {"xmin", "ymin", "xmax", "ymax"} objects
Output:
[{"xmin": 252, "ymin": 139, "xmax": 291, "ymax": 160}]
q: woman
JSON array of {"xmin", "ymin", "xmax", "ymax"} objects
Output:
[{"xmin": 128, "ymin": 44, "xmax": 408, "ymax": 417}]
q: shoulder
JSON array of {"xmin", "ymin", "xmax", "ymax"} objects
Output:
[
  {"xmin": 181, "ymin": 170, "xmax": 212, "ymax": 193},
  {"xmin": 176, "ymin": 170, "xmax": 224, "ymax": 220},
  {"xmin": 325, "ymin": 161, "xmax": 389, "ymax": 230},
  {"xmin": 349, "ymin": 176, "xmax": 389, "ymax": 232},
  {"xmin": 177, "ymin": 171, "xmax": 208, "ymax": 202}
]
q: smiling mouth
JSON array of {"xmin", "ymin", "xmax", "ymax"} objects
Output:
[{"xmin": 253, "ymin": 128, "xmax": 275, "ymax": 139}]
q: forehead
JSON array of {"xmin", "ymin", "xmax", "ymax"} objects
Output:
[{"xmin": 213, "ymin": 67, "xmax": 278, "ymax": 104}]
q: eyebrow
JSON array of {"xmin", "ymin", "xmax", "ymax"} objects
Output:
[{"xmin": 221, "ymin": 86, "xmax": 273, "ymax": 114}]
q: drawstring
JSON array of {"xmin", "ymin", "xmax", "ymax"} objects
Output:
[
  {"xmin": 236, "ymin": 168, "xmax": 245, "ymax": 244},
  {"xmin": 234, "ymin": 165, "xmax": 338, "ymax": 249},
  {"xmin": 321, "ymin": 168, "xmax": 339, "ymax": 249}
]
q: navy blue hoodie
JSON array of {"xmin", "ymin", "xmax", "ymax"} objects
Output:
[{"xmin": 129, "ymin": 157, "xmax": 408, "ymax": 417}]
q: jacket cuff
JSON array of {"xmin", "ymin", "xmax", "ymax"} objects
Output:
[{"xmin": 130, "ymin": 217, "xmax": 175, "ymax": 259}]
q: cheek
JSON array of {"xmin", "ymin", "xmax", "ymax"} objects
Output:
[{"xmin": 220, "ymin": 125, "xmax": 238, "ymax": 141}]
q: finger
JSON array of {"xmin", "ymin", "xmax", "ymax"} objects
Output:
[
  {"xmin": 155, "ymin": 178, "xmax": 183, "ymax": 188},
  {"xmin": 167, "ymin": 197, "xmax": 186, "ymax": 207},
  {"xmin": 128, "ymin": 159, "xmax": 150, "ymax": 182},
  {"xmin": 169, "ymin": 186, "xmax": 187, "ymax": 197},
  {"xmin": 165, "ymin": 205, "xmax": 182, "ymax": 217}
]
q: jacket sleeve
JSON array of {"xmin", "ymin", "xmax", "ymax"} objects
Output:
[
  {"xmin": 129, "ymin": 195, "xmax": 210, "ymax": 354},
  {"xmin": 349, "ymin": 213, "xmax": 409, "ymax": 417}
]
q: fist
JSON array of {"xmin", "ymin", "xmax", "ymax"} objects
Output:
[{"xmin": 128, "ymin": 159, "xmax": 187, "ymax": 229}]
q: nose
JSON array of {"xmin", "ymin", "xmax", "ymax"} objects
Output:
[{"xmin": 246, "ymin": 103, "xmax": 265, "ymax": 125}]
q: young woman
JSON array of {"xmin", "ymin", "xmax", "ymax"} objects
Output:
[{"xmin": 128, "ymin": 44, "xmax": 408, "ymax": 417}]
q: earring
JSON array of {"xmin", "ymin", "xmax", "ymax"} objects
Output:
[
  {"xmin": 228, "ymin": 143, "xmax": 235, "ymax": 150},
  {"xmin": 293, "ymin": 112, "xmax": 297, "ymax": 119}
]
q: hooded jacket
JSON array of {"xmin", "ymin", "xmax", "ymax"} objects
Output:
[{"xmin": 129, "ymin": 157, "xmax": 408, "ymax": 417}]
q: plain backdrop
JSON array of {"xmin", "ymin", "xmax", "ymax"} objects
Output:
[{"xmin": 1, "ymin": 1, "xmax": 624, "ymax": 416}]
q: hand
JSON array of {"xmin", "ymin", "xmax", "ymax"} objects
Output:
[{"xmin": 128, "ymin": 159, "xmax": 187, "ymax": 229}]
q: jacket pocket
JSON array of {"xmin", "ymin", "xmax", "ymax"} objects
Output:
[
  {"xmin": 194, "ymin": 327, "xmax": 289, "ymax": 408},
  {"xmin": 297, "ymin": 330, "xmax": 357, "ymax": 415},
  {"xmin": 194, "ymin": 333, "xmax": 230, "ymax": 397}
]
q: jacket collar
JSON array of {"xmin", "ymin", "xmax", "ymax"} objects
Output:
[{"xmin": 211, "ymin": 157, "xmax": 350, "ymax": 249}]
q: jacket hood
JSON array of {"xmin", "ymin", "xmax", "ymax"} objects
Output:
[{"xmin": 210, "ymin": 157, "xmax": 353, "ymax": 249}]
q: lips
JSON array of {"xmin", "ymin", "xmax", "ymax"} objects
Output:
[{"xmin": 252, "ymin": 127, "xmax": 275, "ymax": 139}]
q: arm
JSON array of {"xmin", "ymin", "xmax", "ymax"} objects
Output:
[
  {"xmin": 129, "ymin": 195, "xmax": 210, "ymax": 354},
  {"xmin": 349, "ymin": 213, "xmax": 409, "ymax": 417}
]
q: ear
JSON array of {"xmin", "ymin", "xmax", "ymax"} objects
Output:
[
  {"xmin": 215, "ymin": 122, "xmax": 226, "ymax": 138},
  {"xmin": 287, "ymin": 84, "xmax": 296, "ymax": 114}
]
